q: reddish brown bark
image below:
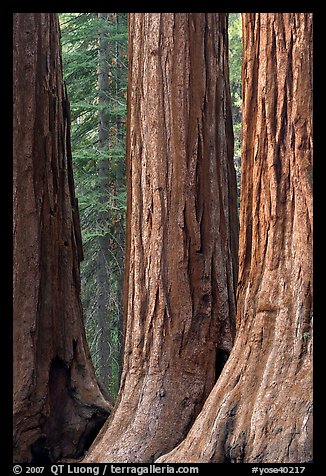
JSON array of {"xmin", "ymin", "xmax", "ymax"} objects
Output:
[
  {"xmin": 13, "ymin": 13, "xmax": 111, "ymax": 463},
  {"xmin": 85, "ymin": 13, "xmax": 238, "ymax": 463},
  {"xmin": 157, "ymin": 13, "xmax": 313, "ymax": 463}
]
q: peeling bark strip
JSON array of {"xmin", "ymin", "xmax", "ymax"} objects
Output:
[
  {"xmin": 13, "ymin": 13, "xmax": 111, "ymax": 463},
  {"xmin": 86, "ymin": 13, "xmax": 238, "ymax": 463},
  {"xmin": 157, "ymin": 13, "xmax": 313, "ymax": 463}
]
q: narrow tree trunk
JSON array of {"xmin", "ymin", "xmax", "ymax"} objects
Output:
[
  {"xmin": 97, "ymin": 12, "xmax": 112, "ymax": 395},
  {"xmin": 85, "ymin": 12, "xmax": 238, "ymax": 463},
  {"xmin": 13, "ymin": 13, "xmax": 111, "ymax": 464},
  {"xmin": 157, "ymin": 13, "xmax": 313, "ymax": 463}
]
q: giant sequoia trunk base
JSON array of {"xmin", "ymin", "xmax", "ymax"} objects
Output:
[
  {"xmin": 13, "ymin": 13, "xmax": 111, "ymax": 463},
  {"xmin": 85, "ymin": 12, "xmax": 239, "ymax": 463}
]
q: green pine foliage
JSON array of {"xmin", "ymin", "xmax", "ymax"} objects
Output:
[
  {"xmin": 228, "ymin": 13, "xmax": 242, "ymax": 210},
  {"xmin": 59, "ymin": 13, "xmax": 128, "ymax": 398}
]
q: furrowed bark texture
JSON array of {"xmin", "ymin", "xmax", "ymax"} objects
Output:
[
  {"xmin": 85, "ymin": 13, "xmax": 238, "ymax": 463},
  {"xmin": 157, "ymin": 13, "xmax": 313, "ymax": 463},
  {"xmin": 13, "ymin": 13, "xmax": 111, "ymax": 463}
]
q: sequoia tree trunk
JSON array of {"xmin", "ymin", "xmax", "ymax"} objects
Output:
[
  {"xmin": 85, "ymin": 13, "xmax": 238, "ymax": 463},
  {"xmin": 13, "ymin": 13, "xmax": 111, "ymax": 463},
  {"xmin": 157, "ymin": 13, "xmax": 313, "ymax": 463}
]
